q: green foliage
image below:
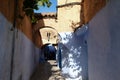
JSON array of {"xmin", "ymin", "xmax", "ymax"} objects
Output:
[
  {"xmin": 38, "ymin": 0, "xmax": 52, "ymax": 7},
  {"xmin": 22, "ymin": 0, "xmax": 52, "ymax": 24}
]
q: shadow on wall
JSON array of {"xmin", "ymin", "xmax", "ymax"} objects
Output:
[
  {"xmin": 32, "ymin": 18, "xmax": 45, "ymax": 47},
  {"xmin": 59, "ymin": 25, "xmax": 88, "ymax": 80}
]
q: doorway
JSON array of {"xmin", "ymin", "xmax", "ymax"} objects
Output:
[{"xmin": 41, "ymin": 44, "xmax": 56, "ymax": 61}]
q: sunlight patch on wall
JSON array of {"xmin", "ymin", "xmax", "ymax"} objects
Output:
[{"xmin": 57, "ymin": 26, "xmax": 88, "ymax": 79}]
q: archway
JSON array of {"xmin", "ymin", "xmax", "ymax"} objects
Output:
[
  {"xmin": 39, "ymin": 26, "xmax": 59, "ymax": 45},
  {"xmin": 38, "ymin": 26, "xmax": 62, "ymax": 67}
]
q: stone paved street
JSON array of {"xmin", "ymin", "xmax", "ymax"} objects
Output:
[{"xmin": 30, "ymin": 60, "xmax": 65, "ymax": 80}]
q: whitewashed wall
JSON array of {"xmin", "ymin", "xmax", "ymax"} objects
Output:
[
  {"xmin": 59, "ymin": 25, "xmax": 88, "ymax": 80},
  {"xmin": 12, "ymin": 30, "xmax": 40, "ymax": 80},
  {"xmin": 88, "ymin": 0, "xmax": 120, "ymax": 80},
  {"xmin": 0, "ymin": 13, "xmax": 13, "ymax": 80},
  {"xmin": 0, "ymin": 13, "xmax": 40, "ymax": 80}
]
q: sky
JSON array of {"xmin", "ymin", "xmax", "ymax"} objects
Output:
[{"xmin": 34, "ymin": 0, "xmax": 57, "ymax": 13}]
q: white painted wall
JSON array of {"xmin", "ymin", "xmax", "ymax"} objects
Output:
[
  {"xmin": 12, "ymin": 30, "xmax": 40, "ymax": 80},
  {"xmin": 88, "ymin": 0, "xmax": 120, "ymax": 80},
  {"xmin": 0, "ymin": 13, "xmax": 13, "ymax": 80},
  {"xmin": 0, "ymin": 13, "xmax": 40, "ymax": 80}
]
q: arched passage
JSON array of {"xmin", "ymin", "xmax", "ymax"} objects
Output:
[
  {"xmin": 39, "ymin": 26, "xmax": 60, "ymax": 45},
  {"xmin": 38, "ymin": 26, "xmax": 62, "ymax": 64}
]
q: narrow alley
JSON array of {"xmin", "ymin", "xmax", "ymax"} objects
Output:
[
  {"xmin": 1, "ymin": 0, "xmax": 120, "ymax": 80},
  {"xmin": 30, "ymin": 60, "xmax": 65, "ymax": 80}
]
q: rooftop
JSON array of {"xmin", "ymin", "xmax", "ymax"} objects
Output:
[{"xmin": 35, "ymin": 12, "xmax": 57, "ymax": 19}]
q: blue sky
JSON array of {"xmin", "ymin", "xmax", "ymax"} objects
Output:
[{"xmin": 34, "ymin": 0, "xmax": 57, "ymax": 13}]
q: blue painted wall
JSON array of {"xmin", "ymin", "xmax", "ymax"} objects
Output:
[
  {"xmin": 88, "ymin": 0, "xmax": 120, "ymax": 80},
  {"xmin": 58, "ymin": 26, "xmax": 88, "ymax": 80}
]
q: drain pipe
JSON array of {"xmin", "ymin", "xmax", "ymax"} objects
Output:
[{"xmin": 10, "ymin": 0, "xmax": 18, "ymax": 80}]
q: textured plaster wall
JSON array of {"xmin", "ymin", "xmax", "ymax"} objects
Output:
[
  {"xmin": 12, "ymin": 29, "xmax": 40, "ymax": 80},
  {"xmin": 57, "ymin": 0, "xmax": 82, "ymax": 32},
  {"xmin": 57, "ymin": 0, "xmax": 106, "ymax": 30},
  {"xmin": 0, "ymin": 0, "xmax": 14, "ymax": 22},
  {"xmin": 56, "ymin": 1, "xmax": 88, "ymax": 79},
  {"xmin": 34, "ymin": 18, "xmax": 57, "ymax": 45},
  {"xmin": 0, "ymin": 12, "xmax": 40, "ymax": 80},
  {"xmin": 34, "ymin": 18, "xmax": 57, "ymax": 29},
  {"xmin": 12, "ymin": 1, "xmax": 41, "ymax": 79},
  {"xmin": 0, "ymin": 1, "xmax": 41, "ymax": 80},
  {"xmin": 0, "ymin": 12, "xmax": 13, "ymax": 80},
  {"xmin": 83, "ymin": 0, "xmax": 106, "ymax": 24},
  {"xmin": 88, "ymin": 0, "xmax": 120, "ymax": 80},
  {"xmin": 58, "ymin": 0, "xmax": 82, "ymax": 5},
  {"xmin": 58, "ymin": 25, "xmax": 88, "ymax": 80}
]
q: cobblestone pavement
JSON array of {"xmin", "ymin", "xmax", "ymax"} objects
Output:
[{"xmin": 30, "ymin": 60, "xmax": 65, "ymax": 80}]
